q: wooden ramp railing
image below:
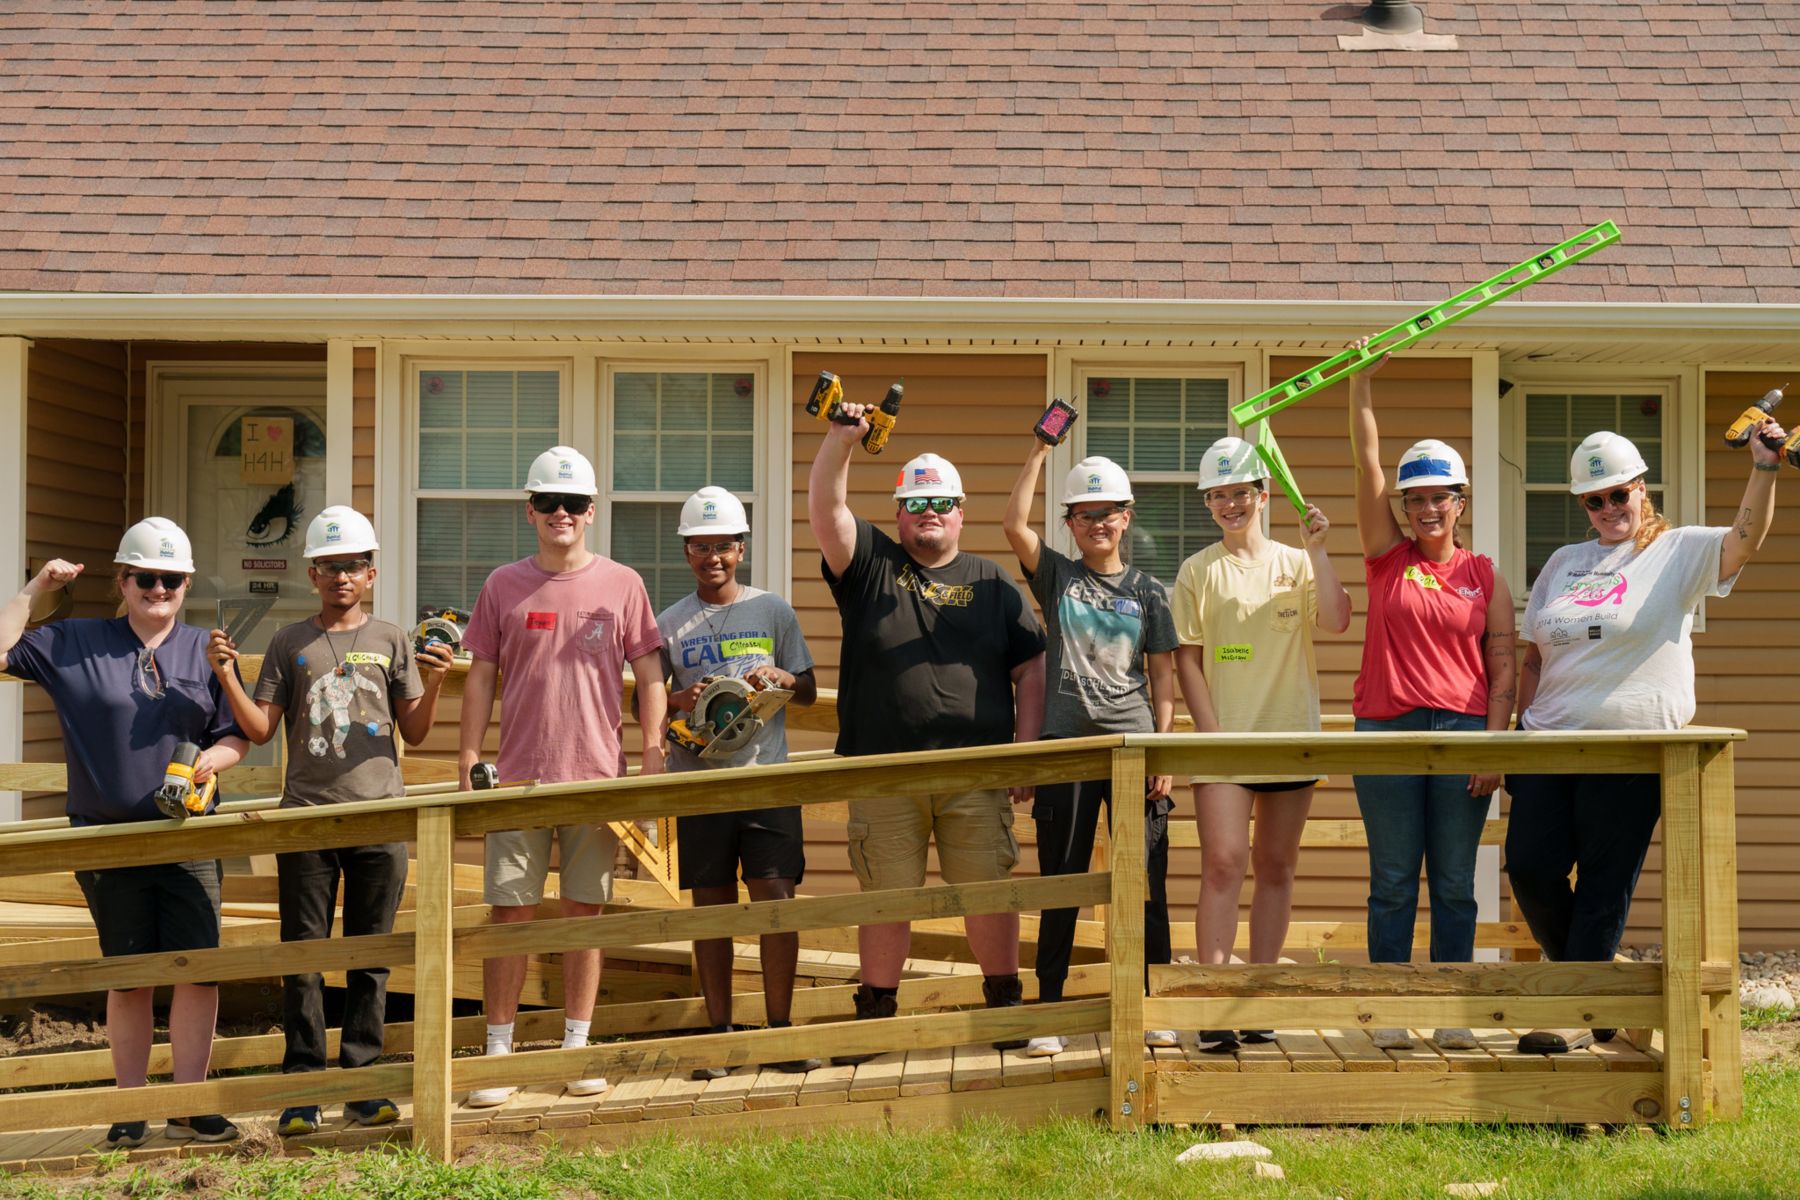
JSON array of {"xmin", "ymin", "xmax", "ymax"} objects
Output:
[{"xmin": 0, "ymin": 725, "xmax": 1746, "ymax": 1168}]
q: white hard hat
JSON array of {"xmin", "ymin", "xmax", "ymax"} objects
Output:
[
  {"xmin": 304, "ymin": 505, "xmax": 379, "ymax": 559},
  {"xmin": 1395, "ymin": 439, "xmax": 1469, "ymax": 490},
  {"xmin": 677, "ymin": 486, "xmax": 749, "ymax": 536},
  {"xmin": 893, "ymin": 453, "xmax": 965, "ymax": 499},
  {"xmin": 1196, "ymin": 436, "xmax": 1267, "ymax": 491},
  {"xmin": 1060, "ymin": 456, "xmax": 1134, "ymax": 506},
  {"xmin": 1569, "ymin": 431, "xmax": 1650, "ymax": 495},
  {"xmin": 524, "ymin": 445, "xmax": 599, "ymax": 497},
  {"xmin": 114, "ymin": 517, "xmax": 195, "ymax": 575}
]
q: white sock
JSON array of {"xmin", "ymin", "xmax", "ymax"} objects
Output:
[
  {"xmin": 485, "ymin": 1022, "xmax": 514, "ymax": 1056},
  {"xmin": 563, "ymin": 1018, "xmax": 591, "ymax": 1050}
]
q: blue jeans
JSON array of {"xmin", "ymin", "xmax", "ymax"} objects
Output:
[{"xmin": 1353, "ymin": 709, "xmax": 1489, "ymax": 963}]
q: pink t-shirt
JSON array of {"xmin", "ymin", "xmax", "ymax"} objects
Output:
[
  {"xmin": 462, "ymin": 555, "xmax": 662, "ymax": 784},
  {"xmin": 1353, "ymin": 539, "xmax": 1495, "ymax": 721}
]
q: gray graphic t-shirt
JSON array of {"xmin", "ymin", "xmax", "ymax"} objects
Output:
[
  {"xmin": 256, "ymin": 617, "xmax": 423, "ymax": 807},
  {"xmin": 1026, "ymin": 545, "xmax": 1177, "ymax": 737},
  {"xmin": 656, "ymin": 586, "xmax": 813, "ymax": 772}
]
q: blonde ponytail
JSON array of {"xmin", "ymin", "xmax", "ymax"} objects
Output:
[{"xmin": 1635, "ymin": 490, "xmax": 1671, "ymax": 551}]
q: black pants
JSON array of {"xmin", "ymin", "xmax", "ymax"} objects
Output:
[
  {"xmin": 277, "ymin": 842, "xmax": 408, "ymax": 1074},
  {"xmin": 1032, "ymin": 778, "xmax": 1171, "ymax": 1002},
  {"xmin": 1503, "ymin": 773, "xmax": 1661, "ymax": 962}
]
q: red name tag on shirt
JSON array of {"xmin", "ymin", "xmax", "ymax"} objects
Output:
[{"xmin": 526, "ymin": 612, "xmax": 557, "ymax": 631}]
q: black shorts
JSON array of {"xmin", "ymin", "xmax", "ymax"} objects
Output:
[
  {"xmin": 676, "ymin": 807, "xmax": 805, "ymax": 891},
  {"xmin": 1246, "ymin": 779, "xmax": 1317, "ymax": 795},
  {"xmin": 75, "ymin": 860, "xmax": 223, "ymax": 967}
]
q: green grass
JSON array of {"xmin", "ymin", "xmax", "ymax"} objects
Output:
[{"xmin": 8, "ymin": 1062, "xmax": 1800, "ymax": 1200}]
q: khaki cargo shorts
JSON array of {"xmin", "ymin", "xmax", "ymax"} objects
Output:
[
  {"xmin": 846, "ymin": 789, "xmax": 1018, "ymax": 891},
  {"xmin": 484, "ymin": 823, "xmax": 618, "ymax": 907}
]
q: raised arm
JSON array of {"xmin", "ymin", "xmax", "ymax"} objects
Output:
[
  {"xmin": 1720, "ymin": 417, "xmax": 1784, "ymax": 582},
  {"xmin": 1300, "ymin": 504, "xmax": 1352, "ymax": 634},
  {"xmin": 1347, "ymin": 342, "xmax": 1404, "ymax": 560},
  {"xmin": 0, "ymin": 559, "xmax": 82, "ymax": 672},
  {"xmin": 807, "ymin": 401, "xmax": 871, "ymax": 579},
  {"xmin": 1004, "ymin": 440, "xmax": 1051, "ymax": 576}
]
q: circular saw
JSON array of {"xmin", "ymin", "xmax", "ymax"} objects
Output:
[{"xmin": 666, "ymin": 674, "xmax": 794, "ymax": 760}]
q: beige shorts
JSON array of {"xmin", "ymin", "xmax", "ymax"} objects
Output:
[
  {"xmin": 484, "ymin": 823, "xmax": 618, "ymax": 907},
  {"xmin": 846, "ymin": 789, "xmax": 1018, "ymax": 892}
]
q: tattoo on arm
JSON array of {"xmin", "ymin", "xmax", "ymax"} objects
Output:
[
  {"xmin": 1522, "ymin": 657, "xmax": 1540, "ymax": 678},
  {"xmin": 1736, "ymin": 506, "xmax": 1754, "ymax": 541}
]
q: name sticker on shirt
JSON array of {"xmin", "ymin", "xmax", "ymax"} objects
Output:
[
  {"xmin": 343, "ymin": 651, "xmax": 392, "ymax": 667},
  {"xmin": 720, "ymin": 636, "xmax": 775, "ymax": 658},
  {"xmin": 526, "ymin": 612, "xmax": 557, "ymax": 631},
  {"xmin": 1215, "ymin": 643, "xmax": 1253, "ymax": 662},
  {"xmin": 1401, "ymin": 565, "xmax": 1443, "ymax": 591}
]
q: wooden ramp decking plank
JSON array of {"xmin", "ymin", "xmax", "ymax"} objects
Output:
[
  {"xmin": 1425, "ymin": 1033, "xmax": 1502, "ymax": 1073},
  {"xmin": 1274, "ymin": 1030, "xmax": 1345, "ymax": 1073},
  {"xmin": 1589, "ymin": 1036, "xmax": 1658, "ymax": 1072},
  {"xmin": 1000, "ymin": 1047, "xmax": 1054, "ymax": 1087},
  {"xmin": 848, "ymin": 1053, "xmax": 905, "ymax": 1102},
  {"xmin": 745, "ymin": 1067, "xmax": 805, "ymax": 1110},
  {"xmin": 542, "ymin": 1089, "xmax": 604, "ymax": 1129},
  {"xmin": 592, "ymin": 1072, "xmax": 667, "ymax": 1125},
  {"xmin": 1384, "ymin": 1032, "xmax": 1451, "ymax": 1074},
  {"xmin": 951, "ymin": 1044, "xmax": 1003, "ymax": 1092},
  {"xmin": 1480, "ymin": 1029, "xmax": 1557, "ymax": 1072},
  {"xmin": 694, "ymin": 1070, "xmax": 757, "ymax": 1115},
  {"xmin": 1321, "ymin": 1027, "xmax": 1398, "ymax": 1072},
  {"xmin": 796, "ymin": 1064, "xmax": 855, "ymax": 1106},
  {"xmin": 1236, "ymin": 1035, "xmax": 1293, "ymax": 1073},
  {"xmin": 644, "ymin": 1072, "xmax": 711, "ymax": 1120},
  {"xmin": 489, "ymin": 1085, "xmax": 565, "ymax": 1134},
  {"xmin": 899, "ymin": 1045, "xmax": 954, "ymax": 1096},
  {"xmin": 1051, "ymin": 1034, "xmax": 1105, "ymax": 1082}
]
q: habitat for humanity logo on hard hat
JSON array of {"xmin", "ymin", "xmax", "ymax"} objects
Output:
[
  {"xmin": 702, "ymin": 500, "xmax": 717, "ymax": 520},
  {"xmin": 158, "ymin": 538, "xmax": 176, "ymax": 559},
  {"xmin": 1086, "ymin": 472, "xmax": 1102, "ymax": 491},
  {"xmin": 324, "ymin": 521, "xmax": 342, "ymax": 543},
  {"xmin": 1218, "ymin": 453, "xmax": 1233, "ymax": 472},
  {"xmin": 557, "ymin": 459, "xmax": 575, "ymax": 480},
  {"xmin": 1588, "ymin": 455, "xmax": 1606, "ymax": 478}
]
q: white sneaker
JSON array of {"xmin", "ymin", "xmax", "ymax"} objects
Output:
[
  {"xmin": 1371, "ymin": 1028, "xmax": 1414, "ymax": 1050},
  {"xmin": 464, "ymin": 1085, "xmax": 516, "ymax": 1108},
  {"xmin": 1433, "ymin": 1027, "xmax": 1479, "ymax": 1050},
  {"xmin": 1023, "ymin": 1035, "xmax": 1065, "ymax": 1057},
  {"xmin": 1144, "ymin": 1029, "xmax": 1180, "ymax": 1048},
  {"xmin": 565, "ymin": 1076, "xmax": 610, "ymax": 1097}
]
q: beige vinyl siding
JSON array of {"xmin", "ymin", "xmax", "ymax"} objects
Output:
[
  {"xmin": 21, "ymin": 340, "xmax": 130, "ymax": 821},
  {"xmin": 353, "ymin": 346, "xmax": 377, "ymax": 516}
]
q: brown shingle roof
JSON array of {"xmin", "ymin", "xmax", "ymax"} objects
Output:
[{"xmin": 2, "ymin": 1, "xmax": 1796, "ymax": 301}]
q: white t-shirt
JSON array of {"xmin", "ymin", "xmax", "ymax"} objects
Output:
[{"xmin": 1520, "ymin": 526, "xmax": 1737, "ymax": 732}]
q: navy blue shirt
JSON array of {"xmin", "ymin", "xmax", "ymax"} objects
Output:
[{"xmin": 7, "ymin": 618, "xmax": 244, "ymax": 826}]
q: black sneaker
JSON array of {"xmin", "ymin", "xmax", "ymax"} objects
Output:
[
  {"xmin": 691, "ymin": 1024, "xmax": 733, "ymax": 1081},
  {"xmin": 763, "ymin": 1019, "xmax": 821, "ymax": 1073},
  {"xmin": 982, "ymin": 975, "xmax": 1028, "ymax": 1051},
  {"xmin": 1198, "ymin": 1030, "xmax": 1240, "ymax": 1055},
  {"xmin": 165, "ymin": 1114, "xmax": 239, "ymax": 1144},
  {"xmin": 343, "ymin": 1098, "xmax": 399, "ymax": 1127},
  {"xmin": 105, "ymin": 1121, "xmax": 148, "ymax": 1149},
  {"xmin": 276, "ymin": 1106, "xmax": 320, "ymax": 1137},
  {"xmin": 832, "ymin": 986, "xmax": 897, "ymax": 1066},
  {"xmin": 1239, "ymin": 1029, "xmax": 1277, "ymax": 1044}
]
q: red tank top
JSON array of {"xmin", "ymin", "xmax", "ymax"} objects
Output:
[{"xmin": 1353, "ymin": 539, "xmax": 1495, "ymax": 721}]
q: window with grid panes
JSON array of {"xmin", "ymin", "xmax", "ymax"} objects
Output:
[
  {"xmin": 1082, "ymin": 375, "xmax": 1230, "ymax": 587},
  {"xmin": 1522, "ymin": 391, "xmax": 1664, "ymax": 588},
  {"xmin": 414, "ymin": 368, "xmax": 562, "ymax": 613},
  {"xmin": 609, "ymin": 371, "xmax": 757, "ymax": 613}
]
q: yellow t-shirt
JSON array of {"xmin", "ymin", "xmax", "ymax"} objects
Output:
[{"xmin": 1172, "ymin": 541, "xmax": 1322, "ymax": 783}]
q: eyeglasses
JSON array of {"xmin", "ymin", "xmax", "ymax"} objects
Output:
[
  {"xmin": 1582, "ymin": 485, "xmax": 1640, "ymax": 513},
  {"xmin": 1401, "ymin": 491, "xmax": 1461, "ymax": 512},
  {"xmin": 134, "ymin": 646, "xmax": 164, "ymax": 699},
  {"xmin": 129, "ymin": 572, "xmax": 188, "ymax": 591},
  {"xmin": 684, "ymin": 539, "xmax": 744, "ymax": 558},
  {"xmin": 1202, "ymin": 487, "xmax": 1260, "ymax": 509},
  {"xmin": 529, "ymin": 493, "xmax": 593, "ymax": 516},
  {"xmin": 311, "ymin": 559, "xmax": 372, "ymax": 577},
  {"xmin": 1068, "ymin": 505, "xmax": 1131, "ymax": 526},
  {"xmin": 901, "ymin": 497, "xmax": 960, "ymax": 515}
]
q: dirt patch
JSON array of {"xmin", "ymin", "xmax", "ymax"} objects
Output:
[
  {"xmin": 1743, "ymin": 1020, "xmax": 1800, "ymax": 1067},
  {"xmin": 454, "ymin": 1139, "xmax": 550, "ymax": 1170},
  {"xmin": 226, "ymin": 1121, "xmax": 284, "ymax": 1160},
  {"xmin": 0, "ymin": 1004, "xmax": 107, "ymax": 1057}
]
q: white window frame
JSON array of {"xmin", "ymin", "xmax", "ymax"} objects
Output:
[
  {"xmin": 398, "ymin": 356, "xmax": 575, "ymax": 624},
  {"xmin": 1498, "ymin": 363, "xmax": 1702, "ymax": 621},
  {"xmin": 597, "ymin": 360, "xmax": 772, "ymax": 598},
  {"xmin": 1052, "ymin": 354, "xmax": 1252, "ymax": 563}
]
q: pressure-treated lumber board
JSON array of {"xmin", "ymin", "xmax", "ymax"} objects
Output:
[
  {"xmin": 847, "ymin": 1053, "xmax": 905, "ymax": 1102},
  {"xmin": 592, "ymin": 1074, "xmax": 663, "ymax": 1125},
  {"xmin": 1142, "ymin": 996, "xmax": 1661, "ymax": 1031},
  {"xmin": 1660, "ymin": 742, "xmax": 1708, "ymax": 1128},
  {"xmin": 744, "ymin": 1068, "xmax": 805, "ymax": 1110},
  {"xmin": 899, "ymin": 1044, "xmax": 955, "ymax": 1097},
  {"xmin": 1051, "ymin": 1034, "xmax": 1106, "ymax": 1082},
  {"xmin": 796, "ymin": 1065, "xmax": 854, "ymax": 1106},
  {"xmin": 1107, "ymin": 745, "xmax": 1147, "ymax": 1130},
  {"xmin": 643, "ymin": 1073, "xmax": 710, "ymax": 1120},
  {"xmin": 1698, "ymin": 741, "xmax": 1744, "ymax": 1119},
  {"xmin": 693, "ymin": 1071, "xmax": 757, "ymax": 1115},
  {"xmin": 1320, "ymin": 1027, "xmax": 1397, "ymax": 1072},
  {"xmin": 1153, "ymin": 1070, "xmax": 1664, "ymax": 1125},
  {"xmin": 1000, "ymin": 1047, "xmax": 1054, "ymax": 1087},
  {"xmin": 1147, "ymin": 960, "xmax": 1699, "ymax": 997},
  {"xmin": 1274, "ymin": 1030, "xmax": 1345, "ymax": 1073},
  {"xmin": 1476, "ymin": 1029, "xmax": 1557, "ymax": 1072},
  {"xmin": 951, "ymin": 1044, "xmax": 1003, "ymax": 1092},
  {"xmin": 409, "ymin": 804, "xmax": 456, "ymax": 1160}
]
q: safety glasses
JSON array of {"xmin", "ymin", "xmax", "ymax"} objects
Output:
[
  {"xmin": 1401, "ymin": 491, "xmax": 1461, "ymax": 512},
  {"xmin": 129, "ymin": 572, "xmax": 188, "ymax": 591},
  {"xmin": 901, "ymin": 497, "xmax": 960, "ymax": 515},
  {"xmin": 1068, "ymin": 504, "xmax": 1131, "ymax": 526},
  {"xmin": 684, "ymin": 539, "xmax": 744, "ymax": 558},
  {"xmin": 1202, "ymin": 487, "xmax": 1260, "ymax": 509},
  {"xmin": 134, "ymin": 646, "xmax": 165, "ymax": 699},
  {"xmin": 1582, "ymin": 484, "xmax": 1640, "ymax": 513},
  {"xmin": 529, "ymin": 493, "xmax": 593, "ymax": 516},
  {"xmin": 311, "ymin": 559, "xmax": 372, "ymax": 577}
]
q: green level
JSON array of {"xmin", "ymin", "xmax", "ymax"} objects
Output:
[
  {"xmin": 1232, "ymin": 220, "xmax": 1621, "ymax": 428},
  {"xmin": 1251, "ymin": 421, "xmax": 1308, "ymax": 517}
]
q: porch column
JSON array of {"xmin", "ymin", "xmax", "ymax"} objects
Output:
[
  {"xmin": 325, "ymin": 339, "xmax": 355, "ymax": 505},
  {"xmin": 0, "ymin": 337, "xmax": 28, "ymax": 823}
]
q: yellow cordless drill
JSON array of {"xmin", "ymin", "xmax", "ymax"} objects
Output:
[{"xmin": 805, "ymin": 371, "xmax": 903, "ymax": 454}]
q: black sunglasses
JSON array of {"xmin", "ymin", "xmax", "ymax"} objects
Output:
[
  {"xmin": 901, "ymin": 497, "xmax": 960, "ymax": 515},
  {"xmin": 1582, "ymin": 485, "xmax": 1639, "ymax": 513},
  {"xmin": 529, "ymin": 493, "xmax": 593, "ymax": 516},
  {"xmin": 129, "ymin": 572, "xmax": 188, "ymax": 591}
]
